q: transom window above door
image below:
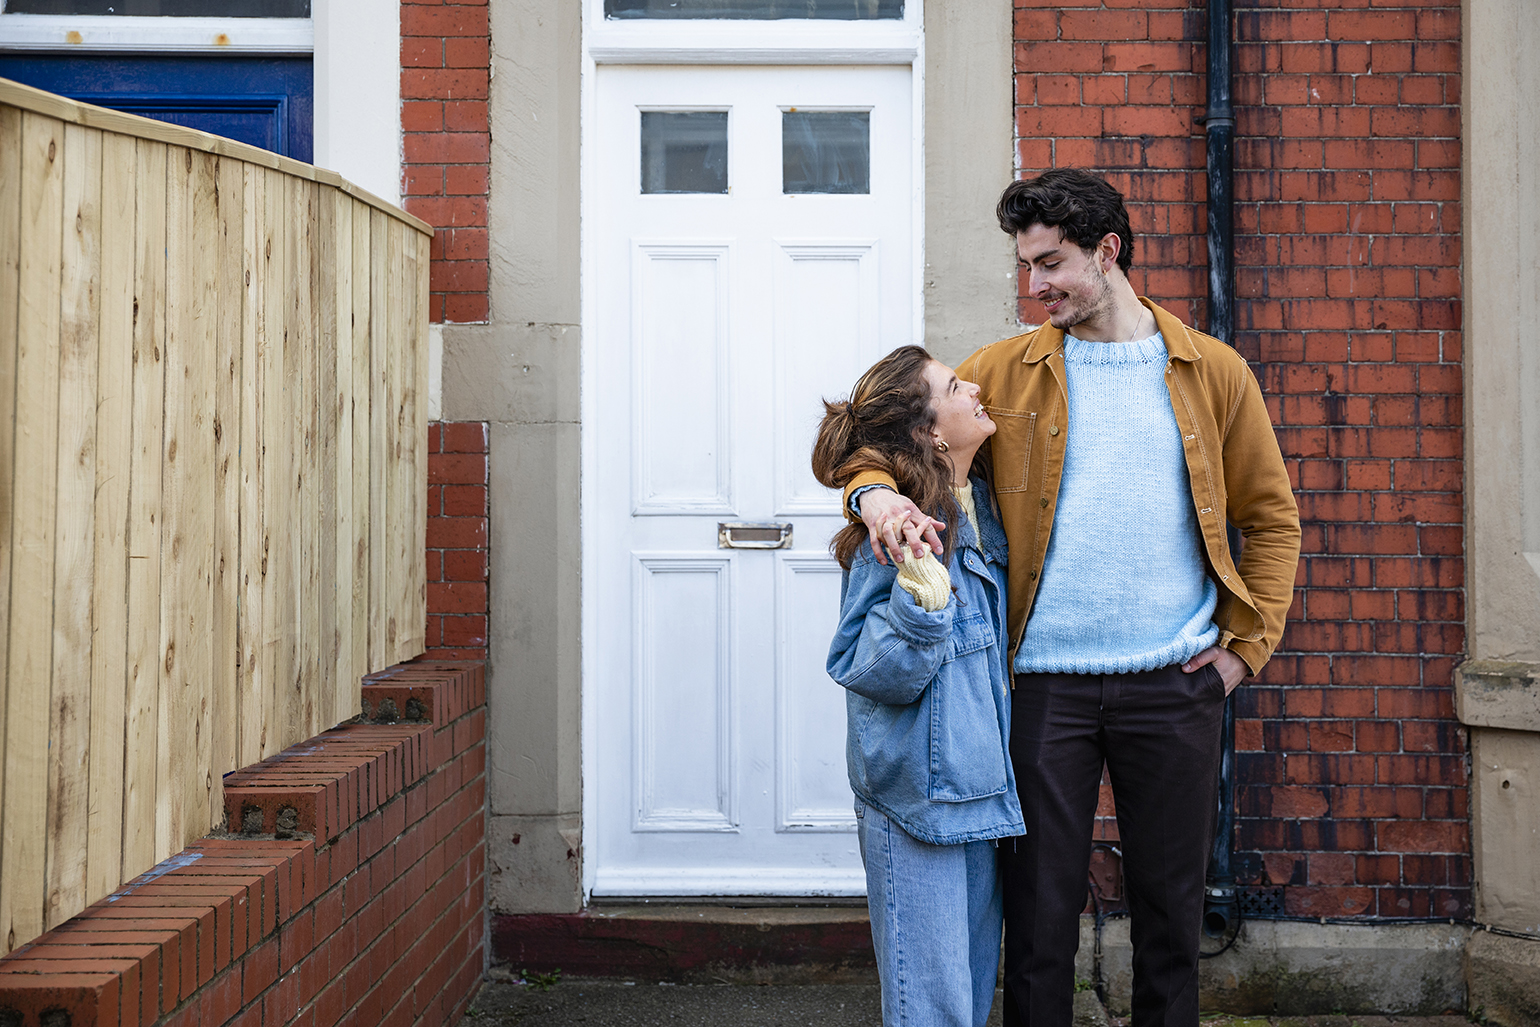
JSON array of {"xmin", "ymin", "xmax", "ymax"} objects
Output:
[{"xmin": 606, "ymin": 0, "xmax": 900, "ymax": 19}]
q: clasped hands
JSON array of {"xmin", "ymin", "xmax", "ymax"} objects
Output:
[{"xmin": 858, "ymin": 487, "xmax": 946, "ymax": 566}]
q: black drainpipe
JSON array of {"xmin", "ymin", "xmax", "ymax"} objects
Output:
[{"xmin": 1202, "ymin": 0, "xmax": 1240, "ymax": 944}]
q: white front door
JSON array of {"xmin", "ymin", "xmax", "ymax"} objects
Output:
[{"xmin": 590, "ymin": 63, "xmax": 915, "ymax": 895}]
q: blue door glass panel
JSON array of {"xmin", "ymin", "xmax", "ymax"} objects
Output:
[{"xmin": 0, "ymin": 55, "xmax": 312, "ymax": 161}]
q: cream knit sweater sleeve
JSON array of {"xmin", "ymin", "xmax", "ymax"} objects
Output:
[{"xmin": 895, "ymin": 551, "xmax": 951, "ymax": 612}]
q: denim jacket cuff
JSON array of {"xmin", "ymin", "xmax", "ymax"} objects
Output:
[{"xmin": 884, "ymin": 578, "xmax": 953, "ymax": 647}]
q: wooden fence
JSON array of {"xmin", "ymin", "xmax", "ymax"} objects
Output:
[{"xmin": 0, "ymin": 78, "xmax": 431, "ymax": 952}]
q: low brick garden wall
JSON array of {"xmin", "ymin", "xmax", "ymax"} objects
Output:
[{"xmin": 0, "ymin": 662, "xmax": 486, "ymax": 1027}]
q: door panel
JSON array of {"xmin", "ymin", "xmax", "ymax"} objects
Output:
[
  {"xmin": 0, "ymin": 55, "xmax": 312, "ymax": 160},
  {"xmin": 594, "ymin": 64, "xmax": 912, "ymax": 895}
]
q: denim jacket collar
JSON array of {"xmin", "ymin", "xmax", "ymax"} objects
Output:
[{"xmin": 954, "ymin": 474, "xmax": 1008, "ymax": 566}]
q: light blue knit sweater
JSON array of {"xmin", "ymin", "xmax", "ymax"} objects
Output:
[{"xmin": 1013, "ymin": 333, "xmax": 1219, "ymax": 675}]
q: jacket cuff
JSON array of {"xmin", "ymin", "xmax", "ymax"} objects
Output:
[
  {"xmin": 842, "ymin": 468, "xmax": 899, "ymax": 523},
  {"xmin": 1226, "ymin": 637, "xmax": 1270, "ymax": 677},
  {"xmin": 885, "ymin": 579, "xmax": 953, "ymax": 646}
]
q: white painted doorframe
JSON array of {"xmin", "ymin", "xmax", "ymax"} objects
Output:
[{"xmin": 579, "ymin": 9, "xmax": 926, "ymax": 902}]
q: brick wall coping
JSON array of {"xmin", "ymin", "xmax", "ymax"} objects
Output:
[{"xmin": 0, "ymin": 662, "xmax": 486, "ymax": 1027}]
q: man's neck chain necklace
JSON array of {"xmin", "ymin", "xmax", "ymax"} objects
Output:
[{"xmin": 1120, "ymin": 310, "xmax": 1153, "ymax": 345}]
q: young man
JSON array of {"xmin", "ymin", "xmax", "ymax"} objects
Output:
[{"xmin": 847, "ymin": 169, "xmax": 1300, "ymax": 1025}]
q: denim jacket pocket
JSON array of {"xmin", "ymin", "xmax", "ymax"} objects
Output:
[
  {"xmin": 928, "ymin": 643, "xmax": 1009, "ymax": 802},
  {"xmin": 940, "ymin": 612, "xmax": 995, "ymax": 665}
]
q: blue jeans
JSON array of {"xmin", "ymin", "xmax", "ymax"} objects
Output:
[{"xmin": 857, "ymin": 800, "xmax": 1003, "ymax": 1027}]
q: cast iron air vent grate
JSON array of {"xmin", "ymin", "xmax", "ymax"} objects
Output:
[{"xmin": 1237, "ymin": 886, "xmax": 1285, "ymax": 917}]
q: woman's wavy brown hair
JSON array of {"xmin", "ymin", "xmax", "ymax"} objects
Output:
[{"xmin": 812, "ymin": 345, "xmax": 990, "ymax": 569}]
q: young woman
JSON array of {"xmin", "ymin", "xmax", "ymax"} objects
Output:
[{"xmin": 812, "ymin": 345, "xmax": 1022, "ymax": 1027}]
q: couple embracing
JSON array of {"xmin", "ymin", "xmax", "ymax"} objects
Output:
[{"xmin": 811, "ymin": 169, "xmax": 1302, "ymax": 1027}]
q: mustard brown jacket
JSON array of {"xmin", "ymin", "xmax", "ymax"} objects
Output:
[{"xmin": 845, "ymin": 298, "xmax": 1301, "ymax": 677}]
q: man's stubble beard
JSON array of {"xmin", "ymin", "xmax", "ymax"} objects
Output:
[{"xmin": 1049, "ymin": 262, "xmax": 1118, "ymax": 336}]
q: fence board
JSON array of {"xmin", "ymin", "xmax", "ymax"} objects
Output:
[
  {"xmin": 237, "ymin": 165, "xmax": 265, "ymax": 771},
  {"xmin": 184, "ymin": 151, "xmax": 218, "ymax": 837},
  {"xmin": 348, "ymin": 201, "xmax": 371, "ymax": 719},
  {"xmin": 384, "ymin": 222, "xmax": 403, "ymax": 661},
  {"xmin": 368, "ymin": 210, "xmax": 387, "ymax": 672},
  {"xmin": 317, "ymin": 189, "xmax": 341, "ymax": 729},
  {"xmin": 44, "ymin": 122, "xmax": 102, "ymax": 931},
  {"xmin": 295, "ymin": 179, "xmax": 319, "ymax": 741},
  {"xmin": 121, "ymin": 138, "xmax": 166, "ymax": 883},
  {"xmin": 2, "ymin": 110, "xmax": 66, "ymax": 949},
  {"xmin": 86, "ymin": 130, "xmax": 135, "ymax": 901},
  {"xmin": 212, "ymin": 155, "xmax": 243, "ymax": 790},
  {"xmin": 0, "ymin": 106, "xmax": 22, "ymax": 914},
  {"xmin": 0, "ymin": 87, "xmax": 430, "ymax": 952},
  {"xmin": 262, "ymin": 168, "xmax": 291, "ymax": 762},
  {"xmin": 408, "ymin": 230, "xmax": 429, "ymax": 658},
  {"xmin": 156, "ymin": 145, "xmax": 190, "ymax": 859}
]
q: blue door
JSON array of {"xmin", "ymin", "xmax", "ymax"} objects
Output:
[{"xmin": 0, "ymin": 54, "xmax": 312, "ymax": 161}]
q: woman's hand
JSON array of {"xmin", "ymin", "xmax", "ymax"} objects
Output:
[
  {"xmin": 1182, "ymin": 646, "xmax": 1248, "ymax": 695},
  {"xmin": 859, "ymin": 488, "xmax": 945, "ymax": 566}
]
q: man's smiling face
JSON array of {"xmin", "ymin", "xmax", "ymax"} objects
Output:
[{"xmin": 1015, "ymin": 222, "xmax": 1118, "ymax": 333}]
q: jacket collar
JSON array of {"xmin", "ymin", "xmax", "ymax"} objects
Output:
[
  {"xmin": 1020, "ymin": 297, "xmax": 1202, "ymax": 364},
  {"xmin": 955, "ymin": 474, "xmax": 1009, "ymax": 566}
]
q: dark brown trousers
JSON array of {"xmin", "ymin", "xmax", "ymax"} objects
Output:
[{"xmin": 1000, "ymin": 663, "xmax": 1227, "ymax": 1027}]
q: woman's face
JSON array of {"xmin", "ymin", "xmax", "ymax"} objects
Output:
[{"xmin": 923, "ymin": 360, "xmax": 995, "ymax": 459}]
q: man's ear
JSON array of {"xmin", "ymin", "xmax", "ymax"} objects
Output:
[{"xmin": 1098, "ymin": 232, "xmax": 1121, "ymax": 273}]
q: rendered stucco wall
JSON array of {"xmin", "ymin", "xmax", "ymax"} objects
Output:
[
  {"xmin": 441, "ymin": 0, "xmax": 584, "ymax": 913},
  {"xmin": 1464, "ymin": 0, "xmax": 1540, "ymax": 666},
  {"xmin": 922, "ymin": 0, "xmax": 1020, "ymax": 363},
  {"xmin": 1461, "ymin": 2, "xmax": 1540, "ymax": 1012}
]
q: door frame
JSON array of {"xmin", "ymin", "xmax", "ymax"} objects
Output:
[{"xmin": 578, "ymin": 2, "xmax": 926, "ymax": 901}]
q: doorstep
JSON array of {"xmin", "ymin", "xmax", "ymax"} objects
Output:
[{"xmin": 490, "ymin": 903, "xmax": 877, "ymax": 984}]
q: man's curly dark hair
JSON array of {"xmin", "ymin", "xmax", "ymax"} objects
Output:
[{"xmin": 996, "ymin": 168, "xmax": 1135, "ymax": 273}]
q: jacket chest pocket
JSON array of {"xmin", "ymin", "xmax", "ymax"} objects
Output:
[{"xmin": 984, "ymin": 408, "xmax": 1036, "ymax": 494}]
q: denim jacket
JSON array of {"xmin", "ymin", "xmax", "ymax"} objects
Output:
[{"xmin": 827, "ymin": 477, "xmax": 1024, "ymax": 845}]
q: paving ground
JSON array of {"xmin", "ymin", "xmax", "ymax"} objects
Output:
[{"xmin": 463, "ymin": 977, "xmax": 1472, "ymax": 1027}]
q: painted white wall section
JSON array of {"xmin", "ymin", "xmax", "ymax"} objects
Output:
[
  {"xmin": 313, "ymin": 0, "xmax": 400, "ymax": 205},
  {"xmin": 427, "ymin": 323, "xmax": 443, "ymax": 422}
]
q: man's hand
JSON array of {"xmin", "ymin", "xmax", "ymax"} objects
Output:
[
  {"xmin": 858, "ymin": 488, "xmax": 945, "ymax": 566},
  {"xmin": 1182, "ymin": 645, "xmax": 1248, "ymax": 696}
]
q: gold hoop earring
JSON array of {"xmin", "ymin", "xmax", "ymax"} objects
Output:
[{"xmin": 933, "ymin": 439, "xmax": 949, "ymax": 454}]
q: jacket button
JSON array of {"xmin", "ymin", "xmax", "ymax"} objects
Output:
[
  {"xmin": 1029, "ymin": 570, "xmax": 1037, "ymax": 579},
  {"xmin": 1048, "ymin": 425, "xmax": 1060, "ymax": 436},
  {"xmin": 1039, "ymin": 497, "xmax": 1048, "ymax": 508}
]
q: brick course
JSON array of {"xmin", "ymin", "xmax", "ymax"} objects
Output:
[
  {"xmin": 0, "ymin": 663, "xmax": 487, "ymax": 1027},
  {"xmin": 401, "ymin": 0, "xmax": 491, "ymax": 324},
  {"xmin": 426, "ymin": 423, "xmax": 490, "ymax": 661},
  {"xmin": 1016, "ymin": 0, "xmax": 1468, "ymax": 918}
]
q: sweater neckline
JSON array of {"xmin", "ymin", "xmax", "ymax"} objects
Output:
[{"xmin": 1062, "ymin": 332, "xmax": 1166, "ymax": 365}]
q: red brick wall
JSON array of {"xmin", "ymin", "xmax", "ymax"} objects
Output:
[
  {"xmin": 401, "ymin": 0, "xmax": 491, "ymax": 324},
  {"xmin": 0, "ymin": 663, "xmax": 487, "ymax": 1027},
  {"xmin": 1014, "ymin": 1, "xmax": 1468, "ymax": 917},
  {"xmin": 426, "ymin": 423, "xmax": 490, "ymax": 661}
]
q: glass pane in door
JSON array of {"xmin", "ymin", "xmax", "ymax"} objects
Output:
[
  {"xmin": 641, "ymin": 111, "xmax": 729, "ymax": 194},
  {"xmin": 783, "ymin": 111, "xmax": 869, "ymax": 194}
]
